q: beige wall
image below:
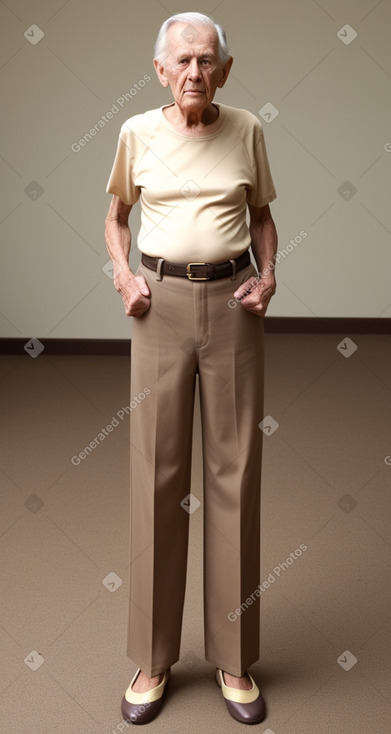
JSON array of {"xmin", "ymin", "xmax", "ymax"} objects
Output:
[{"xmin": 1, "ymin": 0, "xmax": 390, "ymax": 338}]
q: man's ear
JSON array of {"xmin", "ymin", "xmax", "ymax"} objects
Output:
[
  {"xmin": 153, "ymin": 58, "xmax": 170, "ymax": 88},
  {"xmin": 217, "ymin": 56, "xmax": 234, "ymax": 88}
]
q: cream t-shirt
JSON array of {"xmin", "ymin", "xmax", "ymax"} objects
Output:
[{"xmin": 106, "ymin": 103, "xmax": 277, "ymax": 263}]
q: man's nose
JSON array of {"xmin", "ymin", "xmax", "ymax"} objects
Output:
[{"xmin": 187, "ymin": 58, "xmax": 201, "ymax": 80}]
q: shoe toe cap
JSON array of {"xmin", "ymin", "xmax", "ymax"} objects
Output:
[
  {"xmin": 121, "ymin": 695, "xmax": 163, "ymax": 724},
  {"xmin": 225, "ymin": 693, "xmax": 266, "ymax": 723}
]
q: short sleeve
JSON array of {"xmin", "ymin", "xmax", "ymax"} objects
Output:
[
  {"xmin": 106, "ymin": 129, "xmax": 140, "ymax": 205},
  {"xmin": 246, "ymin": 125, "xmax": 277, "ymax": 207}
]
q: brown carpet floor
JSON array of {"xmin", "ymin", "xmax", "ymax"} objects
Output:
[{"xmin": 1, "ymin": 333, "xmax": 391, "ymax": 733}]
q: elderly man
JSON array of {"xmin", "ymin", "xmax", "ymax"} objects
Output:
[{"xmin": 105, "ymin": 11, "xmax": 278, "ymax": 725}]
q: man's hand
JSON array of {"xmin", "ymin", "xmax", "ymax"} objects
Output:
[
  {"xmin": 105, "ymin": 196, "xmax": 151, "ymax": 316},
  {"xmin": 243, "ymin": 202, "xmax": 278, "ymax": 315},
  {"xmin": 114, "ymin": 271, "xmax": 151, "ymax": 317},
  {"xmin": 233, "ymin": 274, "xmax": 276, "ymax": 317}
]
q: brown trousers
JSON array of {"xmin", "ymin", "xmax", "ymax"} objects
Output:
[{"xmin": 127, "ymin": 260, "xmax": 264, "ymax": 677}]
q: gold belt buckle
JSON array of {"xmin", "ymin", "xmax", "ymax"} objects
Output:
[{"xmin": 186, "ymin": 262, "xmax": 210, "ymax": 281}]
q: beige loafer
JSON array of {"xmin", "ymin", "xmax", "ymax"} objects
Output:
[
  {"xmin": 121, "ymin": 668, "xmax": 170, "ymax": 724},
  {"xmin": 215, "ymin": 668, "xmax": 266, "ymax": 724}
]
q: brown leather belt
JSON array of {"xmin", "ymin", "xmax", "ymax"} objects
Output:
[{"xmin": 141, "ymin": 250, "xmax": 250, "ymax": 281}]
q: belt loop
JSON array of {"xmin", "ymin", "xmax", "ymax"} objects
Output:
[
  {"xmin": 229, "ymin": 259, "xmax": 237, "ymax": 280},
  {"xmin": 156, "ymin": 258, "xmax": 164, "ymax": 281}
]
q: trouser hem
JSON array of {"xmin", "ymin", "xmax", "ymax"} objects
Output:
[
  {"xmin": 204, "ymin": 653, "xmax": 260, "ymax": 678},
  {"xmin": 126, "ymin": 650, "xmax": 179, "ymax": 678}
]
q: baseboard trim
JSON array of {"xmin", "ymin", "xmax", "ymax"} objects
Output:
[
  {"xmin": 263, "ymin": 317, "xmax": 391, "ymax": 334},
  {"xmin": 0, "ymin": 338, "xmax": 131, "ymax": 356},
  {"xmin": 0, "ymin": 319, "xmax": 389, "ymax": 355}
]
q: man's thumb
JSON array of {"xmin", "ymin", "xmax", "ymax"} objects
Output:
[{"xmin": 136, "ymin": 275, "xmax": 150, "ymax": 296}]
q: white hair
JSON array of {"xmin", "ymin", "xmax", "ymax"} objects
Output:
[{"xmin": 154, "ymin": 11, "xmax": 230, "ymax": 66}]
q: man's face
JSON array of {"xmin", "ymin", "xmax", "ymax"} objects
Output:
[{"xmin": 154, "ymin": 22, "xmax": 232, "ymax": 112}]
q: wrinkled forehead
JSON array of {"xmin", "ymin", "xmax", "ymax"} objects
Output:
[{"xmin": 166, "ymin": 22, "xmax": 219, "ymax": 59}]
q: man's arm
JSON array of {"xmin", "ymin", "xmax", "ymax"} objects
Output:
[
  {"xmin": 233, "ymin": 203, "xmax": 278, "ymax": 317},
  {"xmin": 104, "ymin": 194, "xmax": 151, "ymax": 317}
]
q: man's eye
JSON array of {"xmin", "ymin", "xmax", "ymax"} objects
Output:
[{"xmin": 201, "ymin": 60, "xmax": 210, "ymax": 65}]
